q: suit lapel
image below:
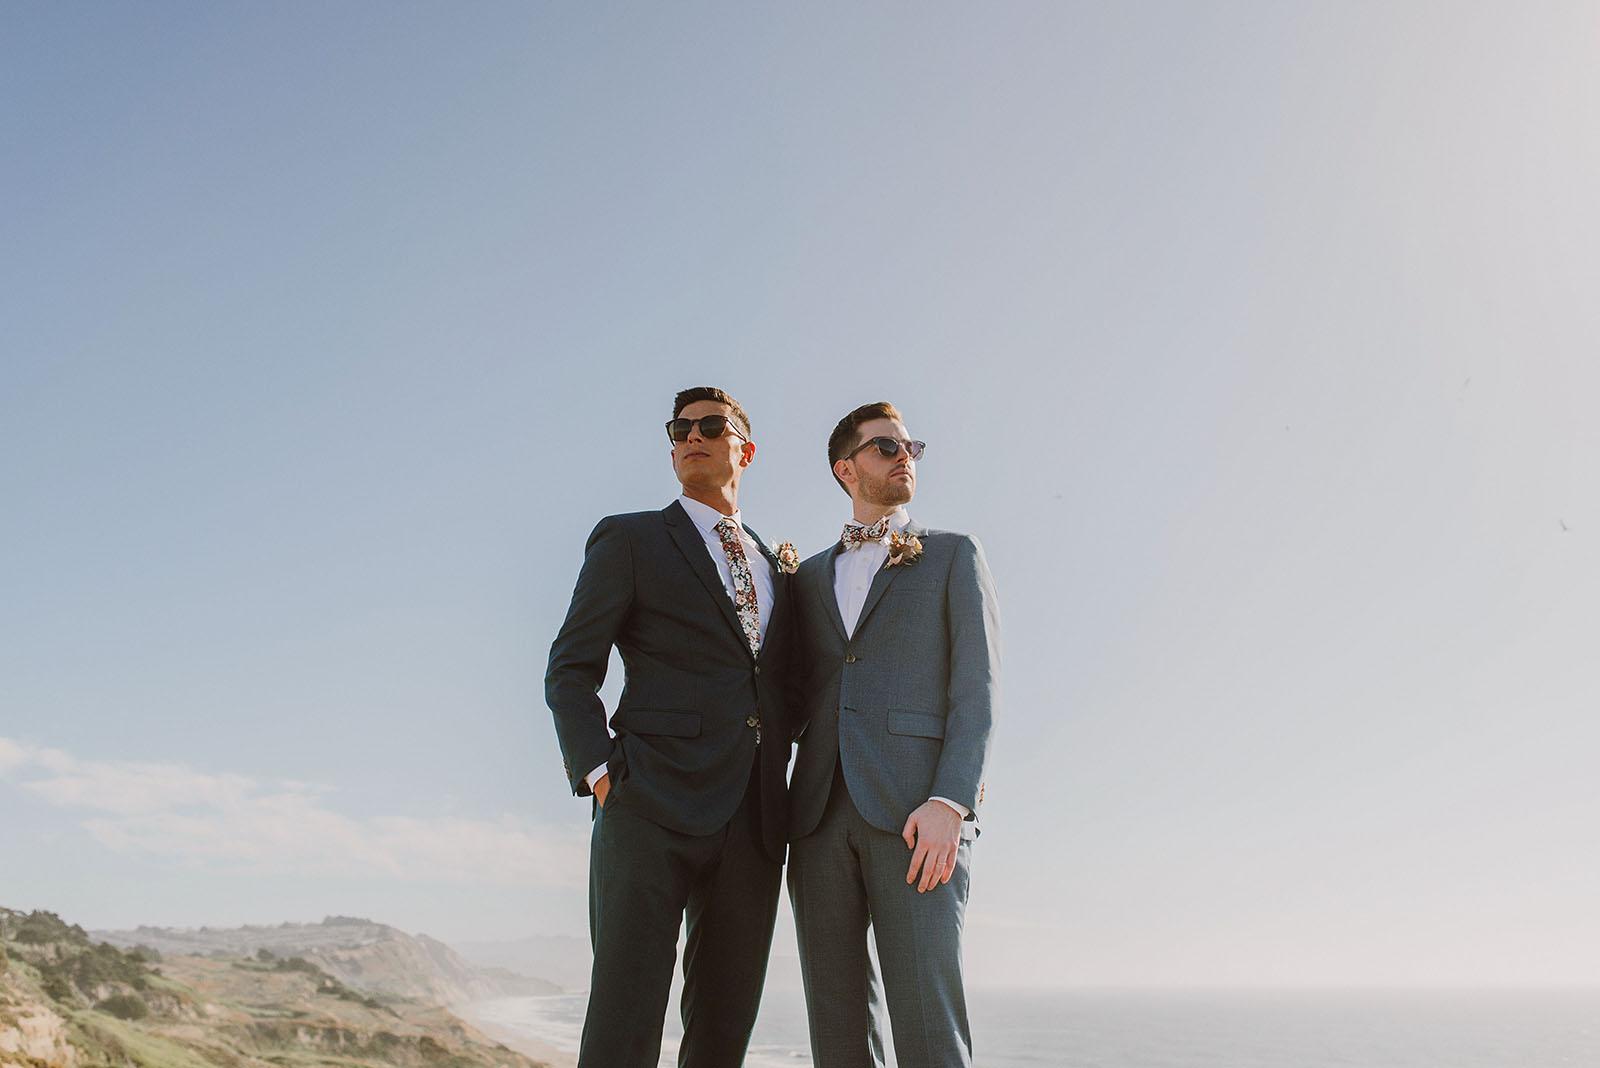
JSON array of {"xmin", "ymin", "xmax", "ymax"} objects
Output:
[
  {"xmin": 851, "ymin": 519, "xmax": 926, "ymax": 636},
  {"xmin": 744, "ymin": 523, "xmax": 788, "ymax": 659},
  {"xmin": 663, "ymin": 501, "xmax": 747, "ymax": 649},
  {"xmin": 852, "ymin": 559, "xmax": 904, "ymax": 636},
  {"xmin": 744, "ymin": 522, "xmax": 779, "ymax": 578},
  {"xmin": 817, "ymin": 541, "xmax": 848, "ymax": 642}
]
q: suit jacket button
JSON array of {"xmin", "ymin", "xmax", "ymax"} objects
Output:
[
  {"xmin": 746, "ymin": 715, "xmax": 760, "ymax": 727},
  {"xmin": 753, "ymin": 664, "xmax": 761, "ymax": 675},
  {"xmin": 844, "ymin": 653, "xmax": 857, "ymax": 663}
]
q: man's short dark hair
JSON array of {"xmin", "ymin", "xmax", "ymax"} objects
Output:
[
  {"xmin": 673, "ymin": 386, "xmax": 751, "ymax": 440},
  {"xmin": 827, "ymin": 401, "xmax": 904, "ymax": 492}
]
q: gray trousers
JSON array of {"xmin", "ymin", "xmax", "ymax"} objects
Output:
[{"xmin": 788, "ymin": 769, "xmax": 973, "ymax": 1068}]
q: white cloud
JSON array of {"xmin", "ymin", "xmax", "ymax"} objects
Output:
[
  {"xmin": 0, "ymin": 736, "xmax": 24, "ymax": 775},
  {"xmin": 24, "ymin": 745, "xmax": 267, "ymax": 815},
  {"xmin": 0, "ymin": 736, "xmax": 586, "ymax": 888}
]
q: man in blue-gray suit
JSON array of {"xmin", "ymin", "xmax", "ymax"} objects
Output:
[
  {"xmin": 547, "ymin": 386, "xmax": 797, "ymax": 1068},
  {"xmin": 788, "ymin": 400, "xmax": 1001, "ymax": 1067}
]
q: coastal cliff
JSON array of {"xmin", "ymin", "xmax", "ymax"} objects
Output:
[
  {"xmin": 91, "ymin": 916, "xmax": 560, "ymax": 1007},
  {"xmin": 1, "ymin": 908, "xmax": 553, "ymax": 1068}
]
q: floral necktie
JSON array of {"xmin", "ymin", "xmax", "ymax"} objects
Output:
[
  {"xmin": 715, "ymin": 517, "xmax": 762, "ymax": 656},
  {"xmin": 840, "ymin": 515, "xmax": 891, "ymax": 550}
]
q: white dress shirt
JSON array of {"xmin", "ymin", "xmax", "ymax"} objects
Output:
[
  {"xmin": 586, "ymin": 497, "xmax": 775, "ymax": 790},
  {"xmin": 835, "ymin": 509, "xmax": 911, "ymax": 638},
  {"xmin": 675, "ymin": 495, "xmax": 776, "ymax": 644},
  {"xmin": 833, "ymin": 508, "xmax": 969, "ymax": 821}
]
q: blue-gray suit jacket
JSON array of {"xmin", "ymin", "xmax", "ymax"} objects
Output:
[{"xmin": 789, "ymin": 520, "xmax": 1000, "ymax": 839}]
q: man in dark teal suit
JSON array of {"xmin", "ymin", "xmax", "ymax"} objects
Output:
[
  {"xmin": 547, "ymin": 386, "xmax": 797, "ymax": 1068},
  {"xmin": 788, "ymin": 400, "xmax": 1001, "ymax": 1068}
]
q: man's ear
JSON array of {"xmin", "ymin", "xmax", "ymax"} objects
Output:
[
  {"xmin": 832, "ymin": 458, "xmax": 855, "ymax": 487},
  {"xmin": 740, "ymin": 441, "xmax": 757, "ymax": 466}
]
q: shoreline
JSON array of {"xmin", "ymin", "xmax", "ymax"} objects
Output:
[{"xmin": 457, "ymin": 1000, "xmax": 578, "ymax": 1068}]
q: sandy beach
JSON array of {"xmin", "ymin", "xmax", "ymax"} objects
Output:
[{"xmin": 460, "ymin": 1008, "xmax": 577, "ymax": 1068}]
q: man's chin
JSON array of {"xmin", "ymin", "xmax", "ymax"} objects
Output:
[
  {"xmin": 879, "ymin": 486, "xmax": 914, "ymax": 508},
  {"xmin": 678, "ymin": 471, "xmax": 730, "ymax": 495}
]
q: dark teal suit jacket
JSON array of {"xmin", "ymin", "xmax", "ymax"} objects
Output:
[{"xmin": 546, "ymin": 500, "xmax": 797, "ymax": 862}]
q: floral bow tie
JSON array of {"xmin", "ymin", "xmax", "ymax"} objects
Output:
[{"xmin": 841, "ymin": 516, "xmax": 891, "ymax": 550}]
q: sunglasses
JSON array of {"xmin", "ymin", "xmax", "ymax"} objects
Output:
[
  {"xmin": 845, "ymin": 436, "xmax": 926, "ymax": 461},
  {"xmin": 665, "ymin": 415, "xmax": 749, "ymax": 443}
]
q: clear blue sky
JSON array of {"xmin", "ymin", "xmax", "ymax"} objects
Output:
[{"xmin": 3, "ymin": 2, "xmax": 1596, "ymax": 987}]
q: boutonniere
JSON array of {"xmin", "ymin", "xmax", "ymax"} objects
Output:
[
  {"xmin": 774, "ymin": 540, "xmax": 800, "ymax": 575},
  {"xmin": 885, "ymin": 531, "xmax": 922, "ymax": 568}
]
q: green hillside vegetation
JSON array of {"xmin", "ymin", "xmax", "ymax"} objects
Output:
[{"xmin": 1, "ymin": 907, "xmax": 549, "ymax": 1068}]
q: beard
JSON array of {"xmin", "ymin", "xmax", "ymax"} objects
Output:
[{"xmin": 859, "ymin": 466, "xmax": 914, "ymax": 509}]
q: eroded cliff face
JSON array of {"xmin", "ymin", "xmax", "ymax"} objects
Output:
[
  {"xmin": 1, "ymin": 908, "xmax": 552, "ymax": 1068},
  {"xmin": 0, "ymin": 998, "xmax": 76, "ymax": 1068}
]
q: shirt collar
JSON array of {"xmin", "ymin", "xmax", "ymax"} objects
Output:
[{"xmin": 678, "ymin": 494, "xmax": 741, "ymax": 538}]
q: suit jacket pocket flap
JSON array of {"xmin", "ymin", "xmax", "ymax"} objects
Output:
[
  {"xmin": 624, "ymin": 707, "xmax": 702, "ymax": 737},
  {"xmin": 886, "ymin": 709, "xmax": 945, "ymax": 739}
]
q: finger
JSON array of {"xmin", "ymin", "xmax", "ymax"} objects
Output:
[
  {"xmin": 916, "ymin": 847, "xmax": 939, "ymax": 892},
  {"xmin": 906, "ymin": 842, "xmax": 931, "ymax": 885},
  {"xmin": 901, "ymin": 817, "xmax": 918, "ymax": 850}
]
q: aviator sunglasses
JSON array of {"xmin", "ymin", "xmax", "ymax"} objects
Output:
[
  {"xmin": 845, "ymin": 436, "xmax": 926, "ymax": 461},
  {"xmin": 665, "ymin": 415, "xmax": 749, "ymax": 443}
]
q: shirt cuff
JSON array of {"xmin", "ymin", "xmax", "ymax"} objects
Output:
[
  {"xmin": 930, "ymin": 796, "xmax": 970, "ymax": 819},
  {"xmin": 585, "ymin": 763, "xmax": 609, "ymax": 790}
]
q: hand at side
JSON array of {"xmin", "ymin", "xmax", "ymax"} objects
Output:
[{"xmin": 902, "ymin": 800, "xmax": 962, "ymax": 893}]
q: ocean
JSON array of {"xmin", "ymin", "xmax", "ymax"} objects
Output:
[{"xmin": 469, "ymin": 986, "xmax": 1600, "ymax": 1067}]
